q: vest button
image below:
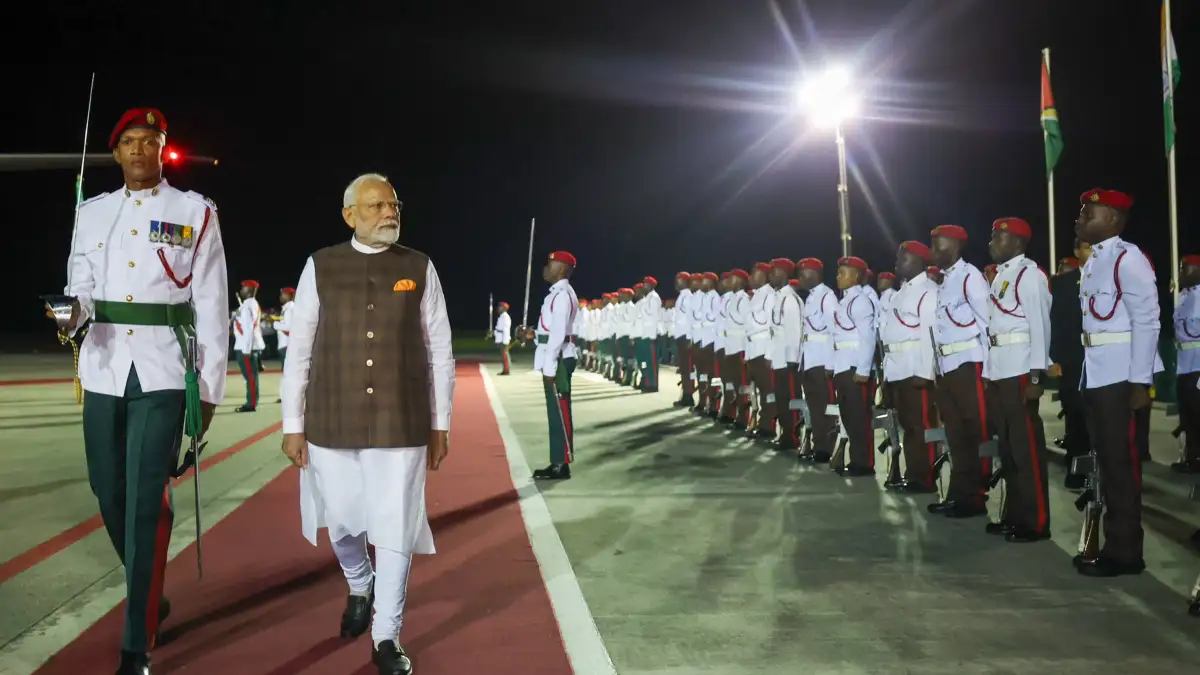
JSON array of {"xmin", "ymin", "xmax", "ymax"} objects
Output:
[
  {"xmin": 366, "ymin": 359, "xmax": 374, "ymax": 367},
  {"xmin": 366, "ymin": 331, "xmax": 374, "ymax": 339},
  {"xmin": 366, "ymin": 387, "xmax": 374, "ymax": 394},
  {"xmin": 367, "ymin": 304, "xmax": 375, "ymax": 311}
]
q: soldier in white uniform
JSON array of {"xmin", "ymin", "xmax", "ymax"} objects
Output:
[
  {"xmin": 494, "ymin": 301, "xmax": 512, "ymax": 375},
  {"xmin": 743, "ymin": 263, "xmax": 776, "ymax": 436},
  {"xmin": 719, "ymin": 270, "xmax": 751, "ymax": 426},
  {"xmin": 529, "ymin": 251, "xmax": 579, "ymax": 480},
  {"xmin": 232, "ymin": 280, "xmax": 262, "ymax": 412},
  {"xmin": 984, "ymin": 217, "xmax": 1053, "ymax": 542},
  {"xmin": 713, "ymin": 273, "xmax": 733, "ymax": 416},
  {"xmin": 281, "ymin": 173, "xmax": 453, "ymax": 674},
  {"xmin": 830, "ymin": 256, "xmax": 878, "ymax": 475},
  {"xmin": 1074, "ymin": 187, "xmax": 1159, "ymax": 577},
  {"xmin": 274, "ymin": 286, "xmax": 296, "ymax": 402},
  {"xmin": 929, "ymin": 224, "xmax": 993, "ymax": 519},
  {"xmin": 54, "ymin": 107, "xmax": 229, "ymax": 675},
  {"xmin": 672, "ymin": 272, "xmax": 696, "ymax": 406},
  {"xmin": 798, "ymin": 258, "xmax": 837, "ymax": 462},
  {"xmin": 693, "ymin": 272, "xmax": 721, "ymax": 414},
  {"xmin": 769, "ymin": 258, "xmax": 804, "ymax": 451},
  {"xmin": 616, "ymin": 287, "xmax": 636, "ymax": 386},
  {"xmin": 881, "ymin": 241, "xmax": 940, "ymax": 493},
  {"xmin": 1173, "ymin": 255, "xmax": 1200, "ymax": 473},
  {"xmin": 639, "ymin": 276, "xmax": 663, "ymax": 391}
]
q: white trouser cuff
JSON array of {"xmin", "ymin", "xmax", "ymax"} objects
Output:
[
  {"xmin": 371, "ymin": 545, "xmax": 414, "ymax": 645},
  {"xmin": 331, "ymin": 532, "xmax": 374, "ymax": 595}
]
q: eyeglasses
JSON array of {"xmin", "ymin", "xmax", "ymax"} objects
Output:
[{"xmin": 350, "ymin": 200, "xmax": 404, "ymax": 214}]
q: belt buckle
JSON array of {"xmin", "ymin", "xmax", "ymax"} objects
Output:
[
  {"xmin": 1082, "ymin": 333, "xmax": 1093, "ymax": 348},
  {"xmin": 988, "ymin": 334, "xmax": 999, "ymax": 347}
]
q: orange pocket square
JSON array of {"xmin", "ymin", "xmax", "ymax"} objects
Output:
[{"xmin": 393, "ymin": 279, "xmax": 417, "ymax": 292}]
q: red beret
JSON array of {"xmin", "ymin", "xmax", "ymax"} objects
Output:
[
  {"xmin": 281, "ymin": 286, "xmax": 296, "ymax": 294},
  {"xmin": 643, "ymin": 276, "xmax": 658, "ymax": 285},
  {"xmin": 864, "ymin": 268, "xmax": 876, "ymax": 279},
  {"xmin": 1080, "ymin": 188, "xmax": 1133, "ymax": 210},
  {"xmin": 675, "ymin": 271, "xmax": 690, "ymax": 279},
  {"xmin": 729, "ymin": 268, "xmax": 750, "ymax": 280},
  {"xmin": 633, "ymin": 283, "xmax": 644, "ymax": 289},
  {"xmin": 1059, "ymin": 257, "xmax": 1081, "ymax": 269},
  {"xmin": 109, "ymin": 108, "xmax": 167, "ymax": 149},
  {"xmin": 899, "ymin": 240, "xmax": 932, "ymax": 261},
  {"xmin": 702, "ymin": 272, "xmax": 719, "ymax": 281},
  {"xmin": 788, "ymin": 279, "xmax": 800, "ymax": 287},
  {"xmin": 984, "ymin": 264, "xmax": 998, "ymax": 274},
  {"xmin": 771, "ymin": 257, "xmax": 796, "ymax": 273},
  {"xmin": 549, "ymin": 251, "xmax": 577, "ymax": 267},
  {"xmin": 618, "ymin": 287, "xmax": 634, "ymax": 295},
  {"xmin": 754, "ymin": 262, "xmax": 772, "ymax": 273},
  {"xmin": 927, "ymin": 266, "xmax": 940, "ymax": 274},
  {"xmin": 689, "ymin": 273, "xmax": 704, "ymax": 281},
  {"xmin": 992, "ymin": 217, "xmax": 1032, "ymax": 238},
  {"xmin": 498, "ymin": 301, "xmax": 510, "ymax": 308},
  {"xmin": 838, "ymin": 256, "xmax": 868, "ymax": 271},
  {"xmin": 241, "ymin": 280, "xmax": 260, "ymax": 288},
  {"xmin": 720, "ymin": 271, "xmax": 731, "ymax": 279},
  {"xmin": 930, "ymin": 224, "xmax": 968, "ymax": 241},
  {"xmin": 1182, "ymin": 255, "xmax": 1200, "ymax": 267},
  {"xmin": 878, "ymin": 272, "xmax": 896, "ymax": 281},
  {"xmin": 796, "ymin": 258, "xmax": 824, "ymax": 271}
]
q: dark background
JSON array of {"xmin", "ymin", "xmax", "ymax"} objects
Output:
[{"xmin": 1, "ymin": 0, "xmax": 1193, "ymax": 349}]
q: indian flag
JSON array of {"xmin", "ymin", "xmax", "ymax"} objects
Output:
[
  {"xmin": 1162, "ymin": 0, "xmax": 1181, "ymax": 155},
  {"xmin": 1040, "ymin": 56, "xmax": 1062, "ymax": 176}
]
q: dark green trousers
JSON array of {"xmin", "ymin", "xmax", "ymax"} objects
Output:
[
  {"xmin": 636, "ymin": 337, "xmax": 660, "ymax": 392},
  {"xmin": 620, "ymin": 337, "xmax": 636, "ymax": 386},
  {"xmin": 235, "ymin": 349, "xmax": 260, "ymax": 409},
  {"xmin": 83, "ymin": 367, "xmax": 184, "ymax": 652},
  {"xmin": 278, "ymin": 346, "xmax": 287, "ymax": 371},
  {"xmin": 543, "ymin": 357, "xmax": 576, "ymax": 464}
]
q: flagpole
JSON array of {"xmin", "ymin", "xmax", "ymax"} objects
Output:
[
  {"xmin": 1042, "ymin": 48, "xmax": 1057, "ymax": 270},
  {"xmin": 521, "ymin": 217, "xmax": 536, "ymax": 328},
  {"xmin": 1165, "ymin": 0, "xmax": 1180, "ymax": 301}
]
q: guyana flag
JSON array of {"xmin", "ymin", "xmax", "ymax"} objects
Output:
[
  {"xmin": 1040, "ymin": 56, "xmax": 1063, "ymax": 176},
  {"xmin": 1162, "ymin": 0, "xmax": 1181, "ymax": 156}
]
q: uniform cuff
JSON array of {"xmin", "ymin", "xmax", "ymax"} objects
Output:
[
  {"xmin": 283, "ymin": 417, "xmax": 305, "ymax": 435},
  {"xmin": 432, "ymin": 414, "xmax": 451, "ymax": 432}
]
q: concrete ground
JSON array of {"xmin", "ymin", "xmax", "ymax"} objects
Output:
[{"xmin": 1, "ymin": 350, "xmax": 1199, "ymax": 674}]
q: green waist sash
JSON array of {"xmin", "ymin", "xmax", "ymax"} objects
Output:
[{"xmin": 91, "ymin": 300, "xmax": 202, "ymax": 439}]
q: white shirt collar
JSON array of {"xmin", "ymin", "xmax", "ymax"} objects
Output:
[{"xmin": 350, "ymin": 236, "xmax": 389, "ymax": 255}]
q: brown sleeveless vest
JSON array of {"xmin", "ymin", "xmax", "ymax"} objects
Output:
[{"xmin": 304, "ymin": 242, "xmax": 431, "ymax": 449}]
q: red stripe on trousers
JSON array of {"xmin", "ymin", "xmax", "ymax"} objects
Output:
[
  {"xmin": 1020, "ymin": 375, "xmax": 1048, "ymax": 532},
  {"xmin": 244, "ymin": 355, "xmax": 257, "ymax": 407},
  {"xmin": 559, "ymin": 398, "xmax": 573, "ymax": 463},
  {"xmin": 973, "ymin": 363, "xmax": 991, "ymax": 488},
  {"xmin": 145, "ymin": 488, "xmax": 172, "ymax": 648},
  {"xmin": 648, "ymin": 344, "xmax": 656, "ymax": 387}
]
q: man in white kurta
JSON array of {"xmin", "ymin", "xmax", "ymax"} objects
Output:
[
  {"xmin": 232, "ymin": 280, "xmax": 262, "ymax": 411},
  {"xmin": 274, "ymin": 286, "xmax": 295, "ymax": 402},
  {"xmin": 281, "ymin": 173, "xmax": 454, "ymax": 675}
]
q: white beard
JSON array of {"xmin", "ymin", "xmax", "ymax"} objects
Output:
[{"xmin": 355, "ymin": 217, "xmax": 401, "ymax": 247}]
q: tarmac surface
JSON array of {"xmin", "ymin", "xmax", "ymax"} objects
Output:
[{"xmin": 1, "ymin": 349, "xmax": 1198, "ymax": 674}]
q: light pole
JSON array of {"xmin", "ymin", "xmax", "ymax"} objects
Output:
[{"xmin": 798, "ymin": 66, "xmax": 859, "ymax": 258}]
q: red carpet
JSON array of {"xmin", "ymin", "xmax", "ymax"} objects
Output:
[{"xmin": 35, "ymin": 364, "xmax": 572, "ymax": 674}]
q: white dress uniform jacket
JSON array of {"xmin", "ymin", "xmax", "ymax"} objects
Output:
[
  {"xmin": 724, "ymin": 289, "xmax": 750, "ymax": 356},
  {"xmin": 744, "ymin": 286, "xmax": 776, "ymax": 361},
  {"xmin": 67, "ymin": 179, "xmax": 229, "ymax": 404},
  {"xmin": 535, "ymin": 279, "xmax": 579, "ymax": 376},
  {"xmin": 801, "ymin": 283, "xmax": 836, "ymax": 372},
  {"xmin": 715, "ymin": 291, "xmax": 732, "ymax": 353},
  {"xmin": 494, "ymin": 310, "xmax": 512, "ymax": 345},
  {"xmin": 641, "ymin": 290, "xmax": 662, "ymax": 342},
  {"xmin": 1176, "ymin": 285, "xmax": 1200, "ymax": 375},
  {"xmin": 770, "ymin": 284, "xmax": 804, "ymax": 370},
  {"xmin": 881, "ymin": 274, "xmax": 937, "ymax": 382},
  {"xmin": 1079, "ymin": 236, "xmax": 1159, "ymax": 388},
  {"xmin": 831, "ymin": 285, "xmax": 877, "ymax": 376},
  {"xmin": 673, "ymin": 288, "xmax": 693, "ymax": 340},
  {"xmin": 935, "ymin": 258, "xmax": 991, "ymax": 373},
  {"xmin": 276, "ymin": 300, "xmax": 295, "ymax": 351},
  {"xmin": 283, "ymin": 237, "xmax": 455, "ymax": 553},
  {"xmin": 986, "ymin": 254, "xmax": 1051, "ymax": 381},
  {"xmin": 234, "ymin": 296, "xmax": 261, "ymax": 354}
]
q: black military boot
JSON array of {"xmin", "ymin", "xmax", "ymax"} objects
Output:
[
  {"xmin": 372, "ymin": 640, "xmax": 414, "ymax": 674},
  {"xmin": 341, "ymin": 585, "xmax": 374, "ymax": 638},
  {"xmin": 115, "ymin": 650, "xmax": 150, "ymax": 675}
]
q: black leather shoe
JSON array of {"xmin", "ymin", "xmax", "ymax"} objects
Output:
[
  {"xmin": 234, "ymin": 405, "xmax": 256, "ymax": 413},
  {"xmin": 115, "ymin": 651, "xmax": 150, "ymax": 675},
  {"xmin": 1005, "ymin": 529, "xmax": 1050, "ymax": 543},
  {"xmin": 341, "ymin": 585, "xmax": 374, "ymax": 639},
  {"xmin": 898, "ymin": 481, "xmax": 937, "ymax": 495},
  {"xmin": 372, "ymin": 640, "xmax": 414, "ymax": 675},
  {"xmin": 927, "ymin": 500, "xmax": 955, "ymax": 514},
  {"xmin": 837, "ymin": 463, "xmax": 875, "ymax": 477},
  {"xmin": 1076, "ymin": 556, "xmax": 1145, "ymax": 577},
  {"xmin": 985, "ymin": 522, "xmax": 1014, "ymax": 536},
  {"xmin": 533, "ymin": 464, "xmax": 571, "ymax": 480},
  {"xmin": 158, "ymin": 597, "xmax": 171, "ymax": 623}
]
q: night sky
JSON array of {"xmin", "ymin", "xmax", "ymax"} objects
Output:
[{"xmin": 2, "ymin": 0, "xmax": 1194, "ymax": 346}]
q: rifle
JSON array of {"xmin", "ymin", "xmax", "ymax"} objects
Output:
[
  {"xmin": 1071, "ymin": 449, "xmax": 1103, "ymax": 562},
  {"xmin": 873, "ymin": 339, "xmax": 902, "ymax": 487},
  {"xmin": 828, "ymin": 401, "xmax": 849, "ymax": 474}
]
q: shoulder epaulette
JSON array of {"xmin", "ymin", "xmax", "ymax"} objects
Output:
[
  {"xmin": 184, "ymin": 190, "xmax": 217, "ymax": 211},
  {"xmin": 77, "ymin": 192, "xmax": 109, "ymax": 209}
]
